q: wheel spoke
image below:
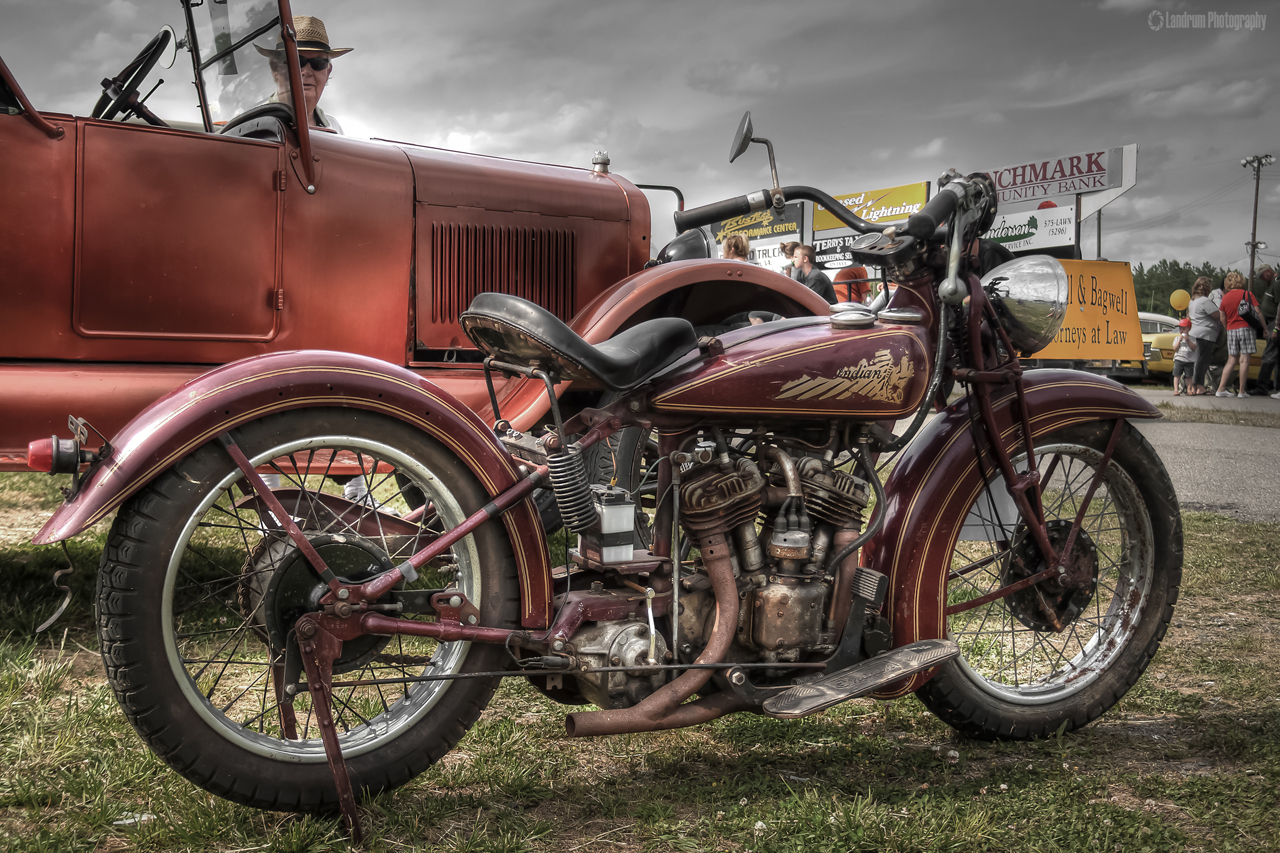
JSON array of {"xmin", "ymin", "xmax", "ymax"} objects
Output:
[{"xmin": 944, "ymin": 436, "xmax": 1155, "ymax": 702}]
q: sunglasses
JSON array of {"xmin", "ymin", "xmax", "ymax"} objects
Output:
[{"xmin": 298, "ymin": 56, "xmax": 331, "ymax": 72}]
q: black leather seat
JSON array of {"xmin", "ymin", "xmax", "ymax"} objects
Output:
[{"xmin": 460, "ymin": 293, "xmax": 698, "ymax": 391}]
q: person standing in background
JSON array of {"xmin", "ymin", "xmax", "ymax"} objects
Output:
[
  {"xmin": 1215, "ymin": 271, "xmax": 1259, "ymax": 398},
  {"xmin": 1250, "ymin": 264, "xmax": 1279, "ymax": 397},
  {"xmin": 780, "ymin": 242, "xmax": 803, "ymax": 280},
  {"xmin": 1186, "ymin": 276, "xmax": 1220, "ymax": 395},
  {"xmin": 722, "ymin": 234, "xmax": 750, "ymax": 262},
  {"xmin": 1170, "ymin": 318, "xmax": 1197, "ymax": 395},
  {"xmin": 793, "ymin": 245, "xmax": 836, "ymax": 304}
]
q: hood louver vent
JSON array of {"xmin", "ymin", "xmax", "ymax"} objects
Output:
[{"xmin": 431, "ymin": 223, "xmax": 576, "ymax": 324}]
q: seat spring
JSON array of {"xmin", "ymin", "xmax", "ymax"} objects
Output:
[{"xmin": 549, "ymin": 446, "xmax": 598, "ymax": 532}]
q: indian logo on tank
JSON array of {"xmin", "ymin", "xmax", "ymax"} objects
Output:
[{"xmin": 773, "ymin": 349, "xmax": 916, "ymax": 404}]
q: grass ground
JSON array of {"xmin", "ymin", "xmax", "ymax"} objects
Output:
[{"xmin": 0, "ymin": 473, "xmax": 1277, "ymax": 852}]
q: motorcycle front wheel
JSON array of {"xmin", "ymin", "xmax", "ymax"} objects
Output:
[
  {"xmin": 96, "ymin": 409, "xmax": 519, "ymax": 811},
  {"xmin": 916, "ymin": 420, "xmax": 1182, "ymax": 740}
]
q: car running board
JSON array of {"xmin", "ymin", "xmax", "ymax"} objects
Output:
[{"xmin": 762, "ymin": 639, "xmax": 960, "ymax": 719}]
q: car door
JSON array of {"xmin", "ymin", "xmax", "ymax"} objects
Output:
[{"xmin": 73, "ymin": 119, "xmax": 284, "ymax": 343}]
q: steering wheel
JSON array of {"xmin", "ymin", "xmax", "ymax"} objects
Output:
[{"xmin": 91, "ymin": 27, "xmax": 172, "ymax": 125}]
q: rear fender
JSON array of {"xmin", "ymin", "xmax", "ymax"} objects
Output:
[
  {"xmin": 34, "ymin": 350, "xmax": 553, "ymax": 628},
  {"xmin": 865, "ymin": 369, "xmax": 1161, "ymax": 698},
  {"xmin": 498, "ymin": 259, "xmax": 832, "ymax": 429}
]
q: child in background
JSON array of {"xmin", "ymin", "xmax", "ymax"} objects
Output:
[{"xmin": 1171, "ymin": 317, "xmax": 1197, "ymax": 395}]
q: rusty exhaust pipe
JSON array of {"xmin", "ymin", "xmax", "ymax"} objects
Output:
[{"xmin": 565, "ymin": 530, "xmax": 741, "ymax": 737}]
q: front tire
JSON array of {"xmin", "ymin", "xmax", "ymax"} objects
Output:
[
  {"xmin": 916, "ymin": 420, "xmax": 1182, "ymax": 739},
  {"xmin": 96, "ymin": 409, "xmax": 519, "ymax": 811}
]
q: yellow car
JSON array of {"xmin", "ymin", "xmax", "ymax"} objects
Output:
[
  {"xmin": 1145, "ymin": 313, "xmax": 1267, "ymax": 382},
  {"xmin": 1140, "ymin": 312, "xmax": 1182, "ymax": 376}
]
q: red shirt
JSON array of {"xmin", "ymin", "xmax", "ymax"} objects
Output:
[
  {"xmin": 1219, "ymin": 289, "xmax": 1258, "ymax": 331},
  {"xmin": 834, "ymin": 266, "xmax": 872, "ymax": 303}
]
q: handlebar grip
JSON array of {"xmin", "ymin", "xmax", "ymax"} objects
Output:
[
  {"xmin": 673, "ymin": 190, "xmax": 770, "ymax": 233},
  {"xmin": 906, "ymin": 182, "xmax": 964, "ymax": 240}
]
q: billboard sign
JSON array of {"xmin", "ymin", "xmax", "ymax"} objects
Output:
[
  {"xmin": 986, "ymin": 205, "xmax": 1076, "ymax": 252},
  {"xmin": 987, "ymin": 148, "xmax": 1124, "ymax": 204},
  {"xmin": 812, "ymin": 182, "xmax": 929, "ymax": 232},
  {"xmin": 1031, "ymin": 260, "xmax": 1142, "ymax": 360},
  {"xmin": 812, "ymin": 233, "xmax": 870, "ymax": 270},
  {"xmin": 712, "ymin": 203, "xmax": 803, "ymax": 275},
  {"xmin": 712, "ymin": 203, "xmax": 802, "ymax": 244}
]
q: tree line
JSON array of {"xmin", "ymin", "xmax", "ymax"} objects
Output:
[{"xmin": 1130, "ymin": 259, "xmax": 1234, "ymax": 316}]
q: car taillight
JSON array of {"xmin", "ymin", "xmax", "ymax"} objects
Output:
[{"xmin": 27, "ymin": 437, "xmax": 82, "ymax": 474}]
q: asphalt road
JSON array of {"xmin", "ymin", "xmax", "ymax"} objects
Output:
[{"xmin": 1132, "ymin": 420, "xmax": 1279, "ymax": 524}]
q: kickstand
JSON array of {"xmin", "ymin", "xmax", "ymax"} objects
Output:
[{"xmin": 296, "ymin": 616, "xmax": 363, "ymax": 844}]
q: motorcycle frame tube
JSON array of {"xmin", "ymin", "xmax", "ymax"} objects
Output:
[
  {"xmin": 863, "ymin": 369, "xmax": 1161, "ymax": 699},
  {"xmin": 33, "ymin": 349, "xmax": 553, "ymax": 627}
]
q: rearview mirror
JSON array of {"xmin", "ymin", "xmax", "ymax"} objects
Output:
[{"xmin": 729, "ymin": 112, "xmax": 753, "ymax": 163}]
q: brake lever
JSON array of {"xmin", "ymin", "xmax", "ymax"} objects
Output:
[{"xmin": 938, "ymin": 209, "xmax": 970, "ymax": 306}]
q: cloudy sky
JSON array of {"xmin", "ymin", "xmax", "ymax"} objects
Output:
[{"xmin": 3, "ymin": 0, "xmax": 1276, "ymax": 275}]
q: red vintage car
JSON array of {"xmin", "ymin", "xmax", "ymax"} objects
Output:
[{"xmin": 0, "ymin": 0, "xmax": 828, "ymax": 473}]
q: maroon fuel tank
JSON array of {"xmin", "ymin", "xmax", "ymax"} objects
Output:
[{"xmin": 649, "ymin": 317, "xmax": 932, "ymax": 420}]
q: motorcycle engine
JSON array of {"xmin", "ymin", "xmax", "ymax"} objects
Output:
[
  {"xmin": 542, "ymin": 441, "xmax": 869, "ymax": 709},
  {"xmin": 677, "ymin": 448, "xmax": 870, "ymax": 663}
]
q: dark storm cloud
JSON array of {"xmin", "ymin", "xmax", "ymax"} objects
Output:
[{"xmin": 2, "ymin": 0, "xmax": 1275, "ymax": 270}]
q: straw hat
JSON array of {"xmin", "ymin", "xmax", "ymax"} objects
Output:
[{"xmin": 255, "ymin": 15, "xmax": 353, "ymax": 58}]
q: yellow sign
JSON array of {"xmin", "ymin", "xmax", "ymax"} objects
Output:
[
  {"xmin": 1033, "ymin": 260, "xmax": 1142, "ymax": 360},
  {"xmin": 813, "ymin": 182, "xmax": 929, "ymax": 232},
  {"xmin": 713, "ymin": 203, "xmax": 802, "ymax": 243}
]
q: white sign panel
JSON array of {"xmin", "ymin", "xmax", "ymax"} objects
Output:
[
  {"xmin": 747, "ymin": 243, "xmax": 794, "ymax": 275},
  {"xmin": 988, "ymin": 148, "xmax": 1123, "ymax": 204},
  {"xmin": 1079, "ymin": 144, "xmax": 1138, "ymax": 219},
  {"xmin": 986, "ymin": 206, "xmax": 1076, "ymax": 252}
]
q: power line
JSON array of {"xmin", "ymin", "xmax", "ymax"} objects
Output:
[{"xmin": 1108, "ymin": 175, "xmax": 1251, "ymax": 234}]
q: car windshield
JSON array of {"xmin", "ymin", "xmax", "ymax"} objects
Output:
[{"xmin": 190, "ymin": 0, "xmax": 281, "ymax": 125}]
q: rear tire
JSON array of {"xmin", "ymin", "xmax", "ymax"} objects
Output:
[
  {"xmin": 916, "ymin": 420, "xmax": 1182, "ymax": 740},
  {"xmin": 96, "ymin": 409, "xmax": 519, "ymax": 811}
]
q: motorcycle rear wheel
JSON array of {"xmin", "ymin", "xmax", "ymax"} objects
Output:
[
  {"xmin": 916, "ymin": 420, "xmax": 1182, "ymax": 740},
  {"xmin": 96, "ymin": 409, "xmax": 519, "ymax": 811}
]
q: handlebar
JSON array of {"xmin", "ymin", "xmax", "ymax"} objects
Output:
[
  {"xmin": 906, "ymin": 181, "xmax": 965, "ymax": 240},
  {"xmin": 673, "ymin": 190, "xmax": 771, "ymax": 233},
  {"xmin": 673, "ymin": 185, "xmax": 882, "ymax": 235},
  {"xmin": 673, "ymin": 179, "xmax": 991, "ymax": 245}
]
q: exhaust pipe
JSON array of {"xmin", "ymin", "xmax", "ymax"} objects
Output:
[{"xmin": 565, "ymin": 530, "xmax": 741, "ymax": 737}]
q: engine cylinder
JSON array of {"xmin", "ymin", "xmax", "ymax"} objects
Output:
[{"xmin": 680, "ymin": 457, "xmax": 764, "ymax": 538}]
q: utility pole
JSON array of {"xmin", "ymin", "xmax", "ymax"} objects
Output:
[
  {"xmin": 1096, "ymin": 210, "xmax": 1102, "ymax": 260},
  {"xmin": 1241, "ymin": 154, "xmax": 1275, "ymax": 286}
]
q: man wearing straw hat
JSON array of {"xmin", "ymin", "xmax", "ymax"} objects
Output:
[{"xmin": 255, "ymin": 15, "xmax": 352, "ymax": 133}]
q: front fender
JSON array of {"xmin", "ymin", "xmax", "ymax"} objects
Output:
[
  {"xmin": 498, "ymin": 259, "xmax": 833, "ymax": 430},
  {"xmin": 34, "ymin": 350, "xmax": 553, "ymax": 628},
  {"xmin": 866, "ymin": 369, "xmax": 1161, "ymax": 698}
]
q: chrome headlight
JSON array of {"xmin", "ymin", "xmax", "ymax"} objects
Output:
[{"xmin": 981, "ymin": 255, "xmax": 1068, "ymax": 355}]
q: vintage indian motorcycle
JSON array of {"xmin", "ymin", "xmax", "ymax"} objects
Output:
[{"xmin": 30, "ymin": 116, "xmax": 1181, "ymax": 839}]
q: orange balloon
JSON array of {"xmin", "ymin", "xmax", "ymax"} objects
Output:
[{"xmin": 1170, "ymin": 289, "xmax": 1190, "ymax": 312}]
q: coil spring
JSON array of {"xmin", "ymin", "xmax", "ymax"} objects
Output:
[{"xmin": 548, "ymin": 446, "xmax": 598, "ymax": 532}]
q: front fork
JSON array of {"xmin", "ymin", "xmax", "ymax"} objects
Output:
[{"xmin": 945, "ymin": 275, "xmax": 1124, "ymax": 623}]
